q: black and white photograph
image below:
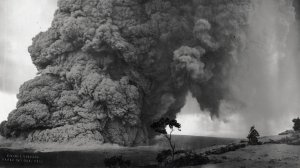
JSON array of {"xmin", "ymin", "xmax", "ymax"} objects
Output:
[{"xmin": 0, "ymin": 0, "xmax": 300, "ymax": 167}]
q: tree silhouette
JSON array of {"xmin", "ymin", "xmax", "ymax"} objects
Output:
[
  {"xmin": 151, "ymin": 118, "xmax": 181, "ymax": 162},
  {"xmin": 292, "ymin": 117, "xmax": 300, "ymax": 131},
  {"xmin": 247, "ymin": 126, "xmax": 260, "ymax": 145}
]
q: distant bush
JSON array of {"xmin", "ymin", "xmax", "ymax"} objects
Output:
[
  {"xmin": 156, "ymin": 149, "xmax": 172, "ymax": 163},
  {"xmin": 292, "ymin": 117, "xmax": 300, "ymax": 131},
  {"xmin": 104, "ymin": 155, "xmax": 131, "ymax": 168},
  {"xmin": 156, "ymin": 149, "xmax": 209, "ymax": 167},
  {"xmin": 247, "ymin": 126, "xmax": 261, "ymax": 145}
]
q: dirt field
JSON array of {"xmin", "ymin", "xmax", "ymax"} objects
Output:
[{"xmin": 194, "ymin": 144, "xmax": 300, "ymax": 168}]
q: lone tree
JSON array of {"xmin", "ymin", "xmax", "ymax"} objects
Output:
[
  {"xmin": 151, "ymin": 118, "xmax": 181, "ymax": 162},
  {"xmin": 292, "ymin": 117, "xmax": 300, "ymax": 131}
]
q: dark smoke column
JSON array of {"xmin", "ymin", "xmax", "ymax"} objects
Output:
[{"xmin": 0, "ymin": 0, "xmax": 250, "ymax": 146}]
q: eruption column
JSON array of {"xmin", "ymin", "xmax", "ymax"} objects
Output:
[{"xmin": 1, "ymin": 0, "xmax": 298, "ymax": 145}]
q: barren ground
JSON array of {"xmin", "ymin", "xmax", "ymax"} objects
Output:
[
  {"xmin": 195, "ymin": 144, "xmax": 300, "ymax": 168},
  {"xmin": 1, "ymin": 135, "xmax": 299, "ymax": 167}
]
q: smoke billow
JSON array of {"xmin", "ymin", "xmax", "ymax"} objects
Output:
[
  {"xmin": 225, "ymin": 0, "xmax": 299, "ymax": 135},
  {"xmin": 0, "ymin": 0, "xmax": 298, "ymax": 145}
]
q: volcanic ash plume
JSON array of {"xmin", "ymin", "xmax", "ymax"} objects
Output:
[
  {"xmin": 227, "ymin": 0, "xmax": 298, "ymax": 135},
  {"xmin": 0, "ymin": 0, "xmax": 270, "ymax": 146}
]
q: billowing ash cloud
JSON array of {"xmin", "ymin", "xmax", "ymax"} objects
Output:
[
  {"xmin": 225, "ymin": 0, "xmax": 299, "ymax": 135},
  {"xmin": 0, "ymin": 0, "xmax": 259, "ymax": 146}
]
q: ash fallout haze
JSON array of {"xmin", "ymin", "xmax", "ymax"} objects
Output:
[{"xmin": 0, "ymin": 0, "xmax": 300, "ymax": 146}]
